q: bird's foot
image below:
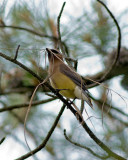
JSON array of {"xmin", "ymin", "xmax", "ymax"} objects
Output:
[{"xmin": 55, "ymin": 89, "xmax": 61, "ymax": 94}]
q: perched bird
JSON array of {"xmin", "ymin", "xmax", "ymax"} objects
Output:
[{"xmin": 46, "ymin": 48, "xmax": 93, "ymax": 108}]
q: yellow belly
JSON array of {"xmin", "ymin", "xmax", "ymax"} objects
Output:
[{"xmin": 50, "ymin": 72, "xmax": 76, "ymax": 98}]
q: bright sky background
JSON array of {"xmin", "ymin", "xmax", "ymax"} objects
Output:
[{"xmin": 0, "ymin": 0, "xmax": 128, "ymax": 160}]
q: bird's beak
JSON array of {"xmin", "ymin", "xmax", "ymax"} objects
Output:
[
  {"xmin": 46, "ymin": 48, "xmax": 51, "ymax": 53},
  {"xmin": 46, "ymin": 48, "xmax": 52, "ymax": 61},
  {"xmin": 46, "ymin": 48, "xmax": 51, "ymax": 55}
]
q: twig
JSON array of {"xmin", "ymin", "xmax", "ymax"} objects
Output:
[
  {"xmin": 64, "ymin": 129, "xmax": 109, "ymax": 160},
  {"xmin": 65, "ymin": 57, "xmax": 78, "ymax": 71},
  {"xmin": 0, "ymin": 51, "xmax": 126, "ymax": 160},
  {"xmin": 10, "ymin": 111, "xmax": 40, "ymax": 155},
  {"xmin": 0, "ymin": 25, "xmax": 57, "ymax": 40},
  {"xmin": 0, "ymin": 24, "xmax": 69, "ymax": 54},
  {"xmin": 0, "ymin": 87, "xmax": 34, "ymax": 95},
  {"xmin": 57, "ymin": 2, "xmax": 66, "ymax": 43},
  {"xmin": 111, "ymin": 106, "xmax": 128, "ymax": 117},
  {"xmin": 0, "ymin": 137, "xmax": 6, "ymax": 145},
  {"xmin": 0, "ymin": 51, "xmax": 42, "ymax": 81},
  {"xmin": 16, "ymin": 105, "xmax": 66, "ymax": 160},
  {"xmin": 108, "ymin": 110, "xmax": 128, "ymax": 126},
  {"xmin": 88, "ymin": 0, "xmax": 121, "ymax": 88},
  {"xmin": 92, "ymin": 96, "xmax": 128, "ymax": 118},
  {"xmin": 3, "ymin": 128, "xmax": 28, "ymax": 150},
  {"xmin": 57, "ymin": 2, "xmax": 66, "ymax": 52},
  {"xmin": 0, "ymin": 100, "xmax": 40, "ymax": 152},
  {"xmin": 79, "ymin": 115, "xmax": 126, "ymax": 160},
  {"xmin": 14, "ymin": 45, "xmax": 20, "ymax": 60},
  {"xmin": 0, "ymin": 98, "xmax": 55, "ymax": 112},
  {"xmin": 92, "ymin": 96, "xmax": 128, "ymax": 126},
  {"xmin": 23, "ymin": 79, "xmax": 51, "ymax": 154},
  {"xmin": 4, "ymin": 128, "xmax": 39, "ymax": 160}
]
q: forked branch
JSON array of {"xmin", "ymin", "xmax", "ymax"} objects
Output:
[
  {"xmin": 0, "ymin": 49, "xmax": 126, "ymax": 160},
  {"xmin": 88, "ymin": 0, "xmax": 121, "ymax": 88}
]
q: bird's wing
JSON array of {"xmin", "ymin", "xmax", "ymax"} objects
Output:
[
  {"xmin": 60, "ymin": 64, "xmax": 89, "ymax": 93},
  {"xmin": 60, "ymin": 64, "xmax": 93, "ymax": 108}
]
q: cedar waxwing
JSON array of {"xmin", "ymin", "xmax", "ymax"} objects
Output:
[{"xmin": 46, "ymin": 48, "xmax": 93, "ymax": 108}]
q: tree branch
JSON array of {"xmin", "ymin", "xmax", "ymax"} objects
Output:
[
  {"xmin": 0, "ymin": 87, "xmax": 34, "ymax": 95},
  {"xmin": 14, "ymin": 45, "xmax": 20, "ymax": 60},
  {"xmin": 92, "ymin": 96, "xmax": 128, "ymax": 118},
  {"xmin": 0, "ymin": 51, "xmax": 126, "ymax": 160},
  {"xmin": 64, "ymin": 129, "xmax": 109, "ymax": 160},
  {"xmin": 91, "ymin": 96, "xmax": 128, "ymax": 126},
  {"xmin": 88, "ymin": 0, "xmax": 121, "ymax": 88},
  {"xmin": 0, "ymin": 137, "xmax": 6, "ymax": 145},
  {"xmin": 0, "ymin": 24, "xmax": 69, "ymax": 55},
  {"xmin": 57, "ymin": 2, "xmax": 66, "ymax": 44},
  {"xmin": 0, "ymin": 98, "xmax": 55, "ymax": 112},
  {"xmin": 0, "ymin": 25, "xmax": 57, "ymax": 40},
  {"xmin": 16, "ymin": 105, "xmax": 66, "ymax": 160},
  {"xmin": 79, "ymin": 117, "xmax": 126, "ymax": 160}
]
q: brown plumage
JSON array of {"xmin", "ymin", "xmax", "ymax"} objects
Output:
[{"xmin": 46, "ymin": 48, "xmax": 93, "ymax": 108}]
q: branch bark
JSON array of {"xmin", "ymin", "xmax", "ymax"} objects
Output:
[
  {"xmin": 0, "ymin": 98, "xmax": 55, "ymax": 112},
  {"xmin": 0, "ymin": 25, "xmax": 57, "ymax": 40},
  {"xmin": 57, "ymin": 2, "xmax": 66, "ymax": 52},
  {"xmin": 64, "ymin": 129, "xmax": 109, "ymax": 160},
  {"xmin": 0, "ymin": 51, "xmax": 126, "ymax": 160},
  {"xmin": 87, "ymin": 0, "xmax": 121, "ymax": 88},
  {"xmin": 16, "ymin": 105, "xmax": 66, "ymax": 160}
]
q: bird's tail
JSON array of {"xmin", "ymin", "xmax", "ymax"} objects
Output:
[{"xmin": 74, "ymin": 86, "xmax": 93, "ymax": 108}]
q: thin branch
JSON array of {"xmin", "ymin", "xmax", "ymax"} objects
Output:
[
  {"xmin": 0, "ymin": 51, "xmax": 42, "ymax": 81},
  {"xmin": 0, "ymin": 24, "xmax": 69, "ymax": 54},
  {"xmin": 57, "ymin": 2, "xmax": 66, "ymax": 43},
  {"xmin": 91, "ymin": 96, "xmax": 128, "ymax": 126},
  {"xmin": 108, "ymin": 111, "xmax": 128, "ymax": 126},
  {"xmin": 111, "ymin": 106, "xmax": 128, "ymax": 117},
  {"xmin": 16, "ymin": 105, "xmax": 66, "ymax": 160},
  {"xmin": 0, "ymin": 25, "xmax": 57, "ymax": 40},
  {"xmin": 65, "ymin": 57, "xmax": 78, "ymax": 71},
  {"xmin": 79, "ymin": 115, "xmax": 126, "ymax": 160},
  {"xmin": 88, "ymin": 0, "xmax": 121, "ymax": 88},
  {"xmin": 3, "ymin": 128, "xmax": 28, "ymax": 150},
  {"xmin": 4, "ymin": 128, "xmax": 39, "ymax": 160},
  {"xmin": 0, "ymin": 87, "xmax": 34, "ymax": 95},
  {"xmin": 57, "ymin": 2, "xmax": 66, "ymax": 54},
  {"xmin": 0, "ymin": 98, "xmax": 55, "ymax": 112},
  {"xmin": 1, "ymin": 101, "xmax": 41, "ymax": 149},
  {"xmin": 0, "ymin": 51, "xmax": 126, "ymax": 160},
  {"xmin": 64, "ymin": 129, "xmax": 109, "ymax": 160},
  {"xmin": 0, "ymin": 137, "xmax": 6, "ymax": 145},
  {"xmin": 10, "ymin": 111, "xmax": 39, "ymax": 147},
  {"xmin": 92, "ymin": 96, "xmax": 128, "ymax": 118},
  {"xmin": 14, "ymin": 45, "xmax": 20, "ymax": 60}
]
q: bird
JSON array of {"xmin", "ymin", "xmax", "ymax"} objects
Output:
[{"xmin": 46, "ymin": 48, "xmax": 93, "ymax": 108}]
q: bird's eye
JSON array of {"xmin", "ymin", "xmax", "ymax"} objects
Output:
[{"xmin": 51, "ymin": 49, "xmax": 59, "ymax": 54}]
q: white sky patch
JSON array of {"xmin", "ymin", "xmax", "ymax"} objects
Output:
[
  {"xmin": 107, "ymin": 0, "xmax": 128, "ymax": 14},
  {"xmin": 77, "ymin": 55, "xmax": 103, "ymax": 75}
]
